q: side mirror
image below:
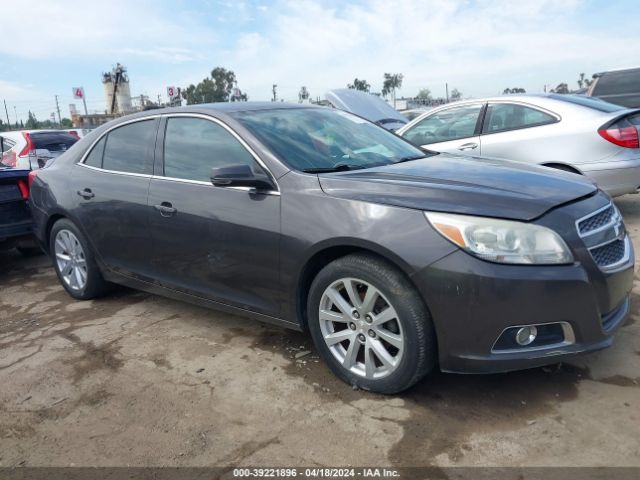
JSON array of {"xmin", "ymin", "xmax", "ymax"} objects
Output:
[{"xmin": 210, "ymin": 164, "xmax": 274, "ymax": 191}]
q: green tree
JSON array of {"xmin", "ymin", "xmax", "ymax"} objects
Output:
[
  {"xmin": 503, "ymin": 87, "xmax": 526, "ymax": 94},
  {"xmin": 450, "ymin": 88, "xmax": 462, "ymax": 101},
  {"xmin": 577, "ymin": 73, "xmax": 593, "ymax": 89},
  {"xmin": 381, "ymin": 73, "xmax": 404, "ymax": 107},
  {"xmin": 416, "ymin": 88, "xmax": 432, "ymax": 100},
  {"xmin": 181, "ymin": 67, "xmax": 242, "ymax": 104},
  {"xmin": 25, "ymin": 111, "xmax": 38, "ymax": 129},
  {"xmin": 347, "ymin": 78, "xmax": 371, "ymax": 92},
  {"xmin": 60, "ymin": 118, "xmax": 72, "ymax": 128},
  {"xmin": 551, "ymin": 83, "xmax": 569, "ymax": 94}
]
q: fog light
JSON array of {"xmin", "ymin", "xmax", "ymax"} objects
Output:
[{"xmin": 515, "ymin": 326, "xmax": 538, "ymax": 346}]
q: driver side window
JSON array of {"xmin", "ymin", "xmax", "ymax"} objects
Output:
[
  {"xmin": 163, "ymin": 117, "xmax": 258, "ymax": 182},
  {"xmin": 403, "ymin": 104, "xmax": 483, "ymax": 145}
]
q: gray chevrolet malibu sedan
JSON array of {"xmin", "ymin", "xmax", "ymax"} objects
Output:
[{"xmin": 29, "ymin": 103, "xmax": 634, "ymax": 393}]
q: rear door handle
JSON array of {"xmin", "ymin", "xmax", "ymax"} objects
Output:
[
  {"xmin": 458, "ymin": 142, "xmax": 478, "ymax": 151},
  {"xmin": 77, "ymin": 188, "xmax": 95, "ymax": 199},
  {"xmin": 154, "ymin": 202, "xmax": 177, "ymax": 217}
]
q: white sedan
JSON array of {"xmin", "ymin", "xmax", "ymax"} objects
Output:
[{"xmin": 395, "ymin": 94, "xmax": 640, "ymax": 197}]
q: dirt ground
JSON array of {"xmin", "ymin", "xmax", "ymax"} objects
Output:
[{"xmin": 1, "ymin": 198, "xmax": 639, "ymax": 468}]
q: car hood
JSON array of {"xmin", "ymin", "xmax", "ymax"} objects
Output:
[
  {"xmin": 325, "ymin": 89, "xmax": 408, "ymax": 130},
  {"xmin": 318, "ymin": 153, "xmax": 598, "ymax": 221}
]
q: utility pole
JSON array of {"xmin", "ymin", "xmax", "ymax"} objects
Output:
[
  {"xmin": 445, "ymin": 83, "xmax": 449, "ymax": 103},
  {"xmin": 81, "ymin": 91, "xmax": 88, "ymax": 116},
  {"xmin": 55, "ymin": 95, "xmax": 62, "ymax": 125},
  {"xmin": 3, "ymin": 99, "xmax": 10, "ymax": 127},
  {"xmin": 157, "ymin": 94, "xmax": 162, "ymax": 106},
  {"xmin": 272, "ymin": 84, "xmax": 278, "ymax": 102},
  {"xmin": 13, "ymin": 106, "xmax": 17, "ymax": 127}
]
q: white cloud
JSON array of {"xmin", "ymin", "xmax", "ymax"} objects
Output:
[
  {"xmin": 0, "ymin": 0, "xmax": 212, "ymax": 63},
  {"xmin": 219, "ymin": 0, "xmax": 640, "ymax": 100},
  {"xmin": 2, "ymin": 0, "xmax": 639, "ymax": 106}
]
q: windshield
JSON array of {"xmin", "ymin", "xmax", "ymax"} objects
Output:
[{"xmin": 232, "ymin": 107, "xmax": 429, "ymax": 172}]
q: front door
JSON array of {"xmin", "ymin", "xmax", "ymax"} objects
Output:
[
  {"xmin": 401, "ymin": 103, "xmax": 484, "ymax": 155},
  {"xmin": 147, "ymin": 115, "xmax": 281, "ymax": 317}
]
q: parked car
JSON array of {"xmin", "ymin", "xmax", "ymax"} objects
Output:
[
  {"xmin": 325, "ymin": 88, "xmax": 408, "ymax": 131},
  {"xmin": 0, "ymin": 137, "xmax": 39, "ymax": 255},
  {"xmin": 0, "ymin": 130, "xmax": 78, "ymax": 170},
  {"xmin": 395, "ymin": 94, "xmax": 640, "ymax": 197},
  {"xmin": 588, "ymin": 67, "xmax": 640, "ymax": 108},
  {"xmin": 30, "ymin": 103, "xmax": 633, "ymax": 393},
  {"xmin": 65, "ymin": 128, "xmax": 93, "ymax": 139}
]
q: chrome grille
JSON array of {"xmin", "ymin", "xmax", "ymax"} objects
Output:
[
  {"xmin": 576, "ymin": 203, "xmax": 629, "ymax": 271},
  {"xmin": 591, "ymin": 239, "xmax": 626, "ymax": 267},
  {"xmin": 577, "ymin": 205, "xmax": 615, "ymax": 235}
]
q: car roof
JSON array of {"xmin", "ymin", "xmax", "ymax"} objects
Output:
[
  {"xmin": 594, "ymin": 66, "xmax": 640, "ymax": 77},
  {"xmin": 150, "ymin": 102, "xmax": 313, "ymax": 115}
]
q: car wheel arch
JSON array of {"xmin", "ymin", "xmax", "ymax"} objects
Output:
[
  {"xmin": 542, "ymin": 163, "xmax": 583, "ymax": 175},
  {"xmin": 44, "ymin": 213, "xmax": 67, "ymax": 254},
  {"xmin": 294, "ymin": 240, "xmax": 418, "ymax": 331}
]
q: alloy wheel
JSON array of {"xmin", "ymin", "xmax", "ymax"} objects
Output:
[
  {"xmin": 319, "ymin": 277, "xmax": 404, "ymax": 379},
  {"xmin": 54, "ymin": 229, "xmax": 88, "ymax": 291}
]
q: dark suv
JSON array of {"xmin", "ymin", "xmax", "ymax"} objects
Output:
[
  {"xmin": 29, "ymin": 103, "xmax": 634, "ymax": 393},
  {"xmin": 588, "ymin": 67, "xmax": 640, "ymax": 108}
]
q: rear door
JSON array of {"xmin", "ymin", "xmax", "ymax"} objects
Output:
[
  {"xmin": 400, "ymin": 103, "xmax": 484, "ymax": 155},
  {"xmin": 146, "ymin": 114, "xmax": 281, "ymax": 316},
  {"xmin": 478, "ymin": 102, "xmax": 559, "ymax": 162},
  {"xmin": 72, "ymin": 118, "xmax": 158, "ymax": 279}
]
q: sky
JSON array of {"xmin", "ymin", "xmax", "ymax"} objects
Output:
[{"xmin": 1, "ymin": 0, "xmax": 639, "ymax": 124}]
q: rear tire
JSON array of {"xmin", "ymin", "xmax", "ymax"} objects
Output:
[
  {"xmin": 307, "ymin": 253, "xmax": 437, "ymax": 394},
  {"xmin": 49, "ymin": 218, "xmax": 110, "ymax": 300}
]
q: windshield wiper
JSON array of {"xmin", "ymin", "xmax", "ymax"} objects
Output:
[{"xmin": 302, "ymin": 164, "xmax": 364, "ymax": 173}]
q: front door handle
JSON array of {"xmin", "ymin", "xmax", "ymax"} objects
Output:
[
  {"xmin": 77, "ymin": 188, "xmax": 95, "ymax": 199},
  {"xmin": 154, "ymin": 202, "xmax": 177, "ymax": 217},
  {"xmin": 458, "ymin": 142, "xmax": 478, "ymax": 151}
]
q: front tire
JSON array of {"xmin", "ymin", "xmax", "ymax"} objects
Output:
[
  {"xmin": 50, "ymin": 218, "xmax": 109, "ymax": 300},
  {"xmin": 307, "ymin": 253, "xmax": 437, "ymax": 394}
]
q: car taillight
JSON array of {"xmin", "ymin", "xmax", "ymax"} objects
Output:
[
  {"xmin": 598, "ymin": 123, "xmax": 639, "ymax": 149},
  {"xmin": 17, "ymin": 179, "xmax": 29, "ymax": 200},
  {"xmin": 28, "ymin": 169, "xmax": 39, "ymax": 191},
  {"xmin": 18, "ymin": 132, "xmax": 35, "ymax": 157}
]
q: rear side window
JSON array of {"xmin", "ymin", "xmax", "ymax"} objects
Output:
[
  {"xmin": 163, "ymin": 117, "xmax": 256, "ymax": 182},
  {"xmin": 31, "ymin": 132, "xmax": 77, "ymax": 152},
  {"xmin": 84, "ymin": 136, "xmax": 106, "ymax": 168},
  {"xmin": 593, "ymin": 71, "xmax": 640, "ymax": 95},
  {"xmin": 482, "ymin": 103, "xmax": 556, "ymax": 134},
  {"xmin": 403, "ymin": 104, "xmax": 483, "ymax": 145},
  {"xmin": 1, "ymin": 137, "xmax": 16, "ymax": 152},
  {"xmin": 102, "ymin": 120, "xmax": 156, "ymax": 174}
]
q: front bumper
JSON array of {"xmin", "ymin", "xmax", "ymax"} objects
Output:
[{"xmin": 412, "ymin": 193, "xmax": 634, "ymax": 374}]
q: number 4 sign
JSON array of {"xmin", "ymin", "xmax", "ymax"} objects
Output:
[{"xmin": 72, "ymin": 87, "xmax": 84, "ymax": 99}]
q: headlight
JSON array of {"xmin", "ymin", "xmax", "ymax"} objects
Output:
[{"xmin": 425, "ymin": 212, "xmax": 573, "ymax": 265}]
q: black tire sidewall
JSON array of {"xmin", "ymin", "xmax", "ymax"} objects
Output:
[
  {"xmin": 307, "ymin": 254, "xmax": 435, "ymax": 394},
  {"xmin": 49, "ymin": 218, "xmax": 106, "ymax": 300}
]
